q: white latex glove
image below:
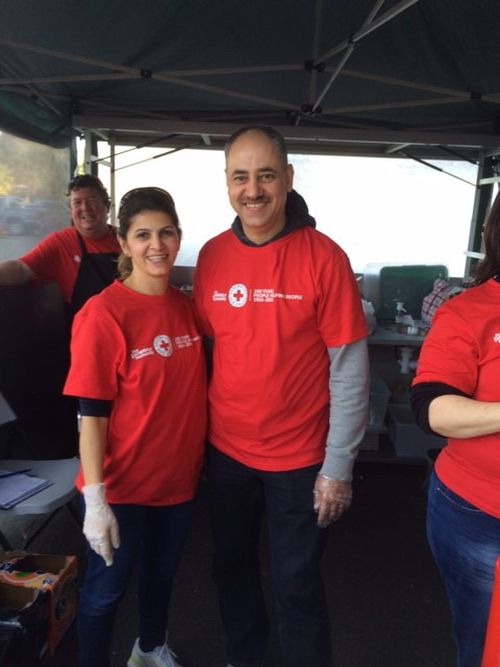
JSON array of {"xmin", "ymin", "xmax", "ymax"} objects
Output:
[
  {"xmin": 313, "ymin": 475, "xmax": 352, "ymax": 528},
  {"xmin": 82, "ymin": 483, "xmax": 120, "ymax": 566}
]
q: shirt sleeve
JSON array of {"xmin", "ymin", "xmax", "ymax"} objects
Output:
[
  {"xmin": 64, "ymin": 300, "xmax": 123, "ymax": 400},
  {"xmin": 192, "ymin": 250, "xmax": 214, "ymax": 337},
  {"xmin": 412, "ymin": 305, "xmax": 479, "ymax": 395},
  {"xmin": 320, "ymin": 339, "xmax": 370, "ymax": 481},
  {"xmin": 79, "ymin": 398, "xmax": 112, "ymax": 417},
  {"xmin": 410, "ymin": 381, "xmax": 469, "ymax": 434},
  {"xmin": 316, "ymin": 245, "xmax": 367, "ymax": 347},
  {"xmin": 20, "ymin": 232, "xmax": 65, "ymax": 281}
]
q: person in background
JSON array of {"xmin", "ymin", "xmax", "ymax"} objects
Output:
[
  {"xmin": 0, "ymin": 174, "xmax": 120, "ymax": 315},
  {"xmin": 193, "ymin": 125, "xmax": 369, "ymax": 667},
  {"xmin": 0, "ymin": 175, "xmax": 120, "ymax": 456},
  {"xmin": 411, "ymin": 190, "xmax": 500, "ymax": 667},
  {"xmin": 64, "ymin": 187, "xmax": 206, "ymax": 667}
]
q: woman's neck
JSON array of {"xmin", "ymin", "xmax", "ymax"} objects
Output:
[{"xmin": 122, "ymin": 274, "xmax": 169, "ymax": 296}]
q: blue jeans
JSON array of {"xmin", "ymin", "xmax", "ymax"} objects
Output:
[
  {"xmin": 427, "ymin": 471, "xmax": 500, "ymax": 667},
  {"xmin": 77, "ymin": 500, "xmax": 193, "ymax": 667},
  {"xmin": 207, "ymin": 446, "xmax": 332, "ymax": 667}
]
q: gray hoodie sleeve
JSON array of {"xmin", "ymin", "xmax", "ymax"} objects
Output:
[{"xmin": 319, "ymin": 339, "xmax": 370, "ymax": 482}]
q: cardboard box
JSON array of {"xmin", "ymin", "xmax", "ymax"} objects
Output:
[
  {"xmin": 0, "ymin": 583, "xmax": 49, "ymax": 666},
  {"xmin": 0, "ymin": 552, "xmax": 77, "ymax": 654}
]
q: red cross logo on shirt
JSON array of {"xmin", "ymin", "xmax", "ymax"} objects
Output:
[
  {"xmin": 233, "ymin": 288, "xmax": 245, "ymax": 302},
  {"xmin": 153, "ymin": 334, "xmax": 173, "ymax": 357},
  {"xmin": 228, "ymin": 283, "xmax": 248, "ymax": 308}
]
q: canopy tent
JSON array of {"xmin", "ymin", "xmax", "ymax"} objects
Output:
[
  {"xmin": 0, "ymin": 0, "xmax": 499, "ymax": 158},
  {"xmin": 1, "ymin": 0, "xmax": 500, "ymax": 270}
]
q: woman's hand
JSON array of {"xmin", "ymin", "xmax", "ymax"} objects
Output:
[{"xmin": 82, "ymin": 483, "xmax": 120, "ymax": 566}]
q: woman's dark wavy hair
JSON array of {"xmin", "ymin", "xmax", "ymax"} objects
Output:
[
  {"xmin": 116, "ymin": 187, "xmax": 181, "ymax": 280},
  {"xmin": 473, "ymin": 189, "xmax": 500, "ymax": 285}
]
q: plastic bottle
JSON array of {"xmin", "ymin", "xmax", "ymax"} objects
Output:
[{"xmin": 395, "ymin": 301, "xmax": 406, "ymax": 323}]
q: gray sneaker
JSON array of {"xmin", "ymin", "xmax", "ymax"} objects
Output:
[{"xmin": 127, "ymin": 637, "xmax": 181, "ymax": 667}]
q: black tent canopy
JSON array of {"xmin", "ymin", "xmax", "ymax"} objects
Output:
[
  {"xmin": 1, "ymin": 0, "xmax": 500, "ymax": 267},
  {"xmin": 0, "ymin": 0, "xmax": 499, "ymax": 157}
]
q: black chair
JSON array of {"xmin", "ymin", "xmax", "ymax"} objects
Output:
[{"xmin": 0, "ymin": 283, "xmax": 78, "ymax": 459}]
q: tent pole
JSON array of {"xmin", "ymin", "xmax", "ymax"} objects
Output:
[
  {"xmin": 109, "ymin": 134, "xmax": 116, "ymax": 227},
  {"xmin": 313, "ymin": 0, "xmax": 387, "ymax": 111},
  {"xmin": 464, "ymin": 155, "xmax": 496, "ymax": 281},
  {"xmin": 83, "ymin": 130, "xmax": 93, "ymax": 175},
  {"xmin": 69, "ymin": 134, "xmax": 78, "ymax": 178},
  {"xmin": 313, "ymin": 0, "xmax": 417, "ymax": 111},
  {"xmin": 317, "ymin": 0, "xmax": 418, "ymax": 64}
]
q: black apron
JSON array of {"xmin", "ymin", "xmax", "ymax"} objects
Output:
[
  {"xmin": 59, "ymin": 231, "xmax": 119, "ymax": 456},
  {"xmin": 70, "ymin": 230, "xmax": 119, "ymax": 316}
]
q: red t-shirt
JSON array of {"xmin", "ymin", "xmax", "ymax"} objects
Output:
[
  {"xmin": 193, "ymin": 227, "xmax": 366, "ymax": 471},
  {"xmin": 413, "ymin": 279, "xmax": 500, "ymax": 517},
  {"xmin": 20, "ymin": 227, "xmax": 120, "ymax": 303},
  {"xmin": 64, "ymin": 280, "xmax": 207, "ymax": 505}
]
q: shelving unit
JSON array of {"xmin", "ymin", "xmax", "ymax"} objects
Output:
[{"xmin": 364, "ymin": 324, "xmax": 445, "ymax": 463}]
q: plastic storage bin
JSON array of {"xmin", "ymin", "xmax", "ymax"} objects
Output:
[
  {"xmin": 362, "ymin": 264, "xmax": 448, "ymax": 321},
  {"xmin": 360, "ymin": 374, "xmax": 391, "ymax": 451},
  {"xmin": 387, "ymin": 404, "xmax": 445, "ymax": 460},
  {"xmin": 369, "ymin": 374, "xmax": 391, "ymax": 430}
]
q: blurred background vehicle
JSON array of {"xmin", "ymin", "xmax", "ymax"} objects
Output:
[
  {"xmin": 27, "ymin": 199, "xmax": 70, "ymax": 236},
  {"xmin": 0, "ymin": 196, "xmax": 69, "ymax": 237}
]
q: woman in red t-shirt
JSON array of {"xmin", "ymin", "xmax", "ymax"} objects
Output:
[
  {"xmin": 64, "ymin": 187, "xmax": 206, "ymax": 667},
  {"xmin": 411, "ymin": 191, "xmax": 500, "ymax": 667}
]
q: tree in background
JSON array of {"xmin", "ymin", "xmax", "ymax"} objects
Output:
[
  {"xmin": 0, "ymin": 163, "xmax": 13, "ymax": 196},
  {"xmin": 0, "ymin": 131, "xmax": 69, "ymax": 200}
]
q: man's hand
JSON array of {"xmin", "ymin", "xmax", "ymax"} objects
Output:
[
  {"xmin": 313, "ymin": 475, "xmax": 352, "ymax": 527},
  {"xmin": 82, "ymin": 483, "xmax": 120, "ymax": 566}
]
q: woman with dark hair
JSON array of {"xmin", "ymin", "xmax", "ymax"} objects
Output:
[
  {"xmin": 64, "ymin": 187, "xmax": 206, "ymax": 667},
  {"xmin": 411, "ymin": 190, "xmax": 500, "ymax": 667}
]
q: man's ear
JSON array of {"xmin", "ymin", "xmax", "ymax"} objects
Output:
[{"xmin": 286, "ymin": 164, "xmax": 294, "ymax": 192}]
